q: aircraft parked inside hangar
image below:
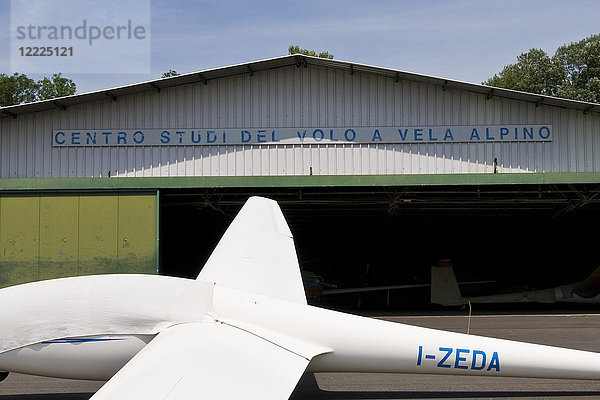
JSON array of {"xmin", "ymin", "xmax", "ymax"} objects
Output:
[
  {"xmin": 431, "ymin": 260, "xmax": 600, "ymax": 306},
  {"xmin": 302, "ymin": 269, "xmax": 431, "ymax": 298},
  {"xmin": 2, "ymin": 197, "xmax": 600, "ymax": 399},
  {"xmin": 303, "ymin": 267, "xmax": 492, "ymax": 306}
]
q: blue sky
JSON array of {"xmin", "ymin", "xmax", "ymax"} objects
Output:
[{"xmin": 2, "ymin": 0, "xmax": 600, "ymax": 94}]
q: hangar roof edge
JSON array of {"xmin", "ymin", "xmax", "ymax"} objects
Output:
[{"xmin": 1, "ymin": 54, "xmax": 599, "ymax": 118}]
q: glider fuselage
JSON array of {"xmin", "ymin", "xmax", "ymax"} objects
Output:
[{"xmin": 3, "ymin": 274, "xmax": 600, "ymax": 383}]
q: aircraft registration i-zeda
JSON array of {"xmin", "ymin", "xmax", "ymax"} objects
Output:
[{"xmin": 1, "ymin": 197, "xmax": 600, "ymax": 399}]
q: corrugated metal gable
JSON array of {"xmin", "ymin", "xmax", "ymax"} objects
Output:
[{"xmin": 1, "ymin": 64, "xmax": 599, "ymax": 179}]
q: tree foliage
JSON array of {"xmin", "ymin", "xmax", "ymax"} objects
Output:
[
  {"xmin": 0, "ymin": 72, "xmax": 76, "ymax": 107},
  {"xmin": 553, "ymin": 34, "xmax": 600, "ymax": 102},
  {"xmin": 288, "ymin": 45, "xmax": 334, "ymax": 59},
  {"xmin": 484, "ymin": 33, "xmax": 600, "ymax": 103},
  {"xmin": 0, "ymin": 73, "xmax": 38, "ymax": 106},
  {"xmin": 161, "ymin": 70, "xmax": 180, "ymax": 78},
  {"xmin": 485, "ymin": 49, "xmax": 563, "ymax": 96},
  {"xmin": 37, "ymin": 73, "xmax": 77, "ymax": 101}
]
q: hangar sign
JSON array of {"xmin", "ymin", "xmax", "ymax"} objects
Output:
[{"xmin": 53, "ymin": 125, "xmax": 552, "ymax": 146}]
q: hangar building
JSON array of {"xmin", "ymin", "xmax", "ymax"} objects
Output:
[{"xmin": 1, "ymin": 55, "xmax": 600, "ymax": 307}]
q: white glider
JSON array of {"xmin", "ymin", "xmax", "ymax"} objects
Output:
[
  {"xmin": 2, "ymin": 196, "xmax": 600, "ymax": 399},
  {"xmin": 431, "ymin": 259, "xmax": 600, "ymax": 306}
]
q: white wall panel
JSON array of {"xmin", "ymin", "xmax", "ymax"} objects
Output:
[{"xmin": 1, "ymin": 64, "xmax": 600, "ymax": 179}]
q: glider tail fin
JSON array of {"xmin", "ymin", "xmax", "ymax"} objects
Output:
[
  {"xmin": 197, "ymin": 196, "xmax": 307, "ymax": 304},
  {"xmin": 430, "ymin": 259, "xmax": 467, "ymax": 306},
  {"xmin": 573, "ymin": 265, "xmax": 600, "ymax": 298}
]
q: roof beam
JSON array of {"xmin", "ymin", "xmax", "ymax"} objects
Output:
[
  {"xmin": 535, "ymin": 97, "xmax": 544, "ymax": 107},
  {"xmin": 1, "ymin": 109, "xmax": 17, "ymax": 119},
  {"xmin": 53, "ymin": 100, "xmax": 66, "ymax": 111},
  {"xmin": 295, "ymin": 55, "xmax": 307, "ymax": 68},
  {"xmin": 150, "ymin": 83, "xmax": 161, "ymax": 93},
  {"xmin": 105, "ymin": 91, "xmax": 117, "ymax": 102}
]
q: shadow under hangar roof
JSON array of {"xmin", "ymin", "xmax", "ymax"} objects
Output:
[{"xmin": 1, "ymin": 54, "xmax": 600, "ymax": 118}]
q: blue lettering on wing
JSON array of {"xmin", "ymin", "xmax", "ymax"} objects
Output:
[{"xmin": 416, "ymin": 346, "xmax": 500, "ymax": 373}]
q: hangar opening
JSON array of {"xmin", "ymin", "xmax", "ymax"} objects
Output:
[{"xmin": 159, "ymin": 183, "xmax": 600, "ymax": 310}]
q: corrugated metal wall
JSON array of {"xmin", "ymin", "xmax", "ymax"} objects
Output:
[{"xmin": 1, "ymin": 65, "xmax": 600, "ymax": 179}]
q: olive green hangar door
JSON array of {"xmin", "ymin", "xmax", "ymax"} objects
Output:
[{"xmin": 0, "ymin": 192, "xmax": 158, "ymax": 288}]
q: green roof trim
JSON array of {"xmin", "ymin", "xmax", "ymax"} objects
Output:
[{"xmin": 2, "ymin": 173, "xmax": 600, "ymax": 191}]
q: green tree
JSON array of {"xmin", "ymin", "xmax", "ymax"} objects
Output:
[
  {"xmin": 161, "ymin": 70, "xmax": 180, "ymax": 78},
  {"xmin": 37, "ymin": 73, "xmax": 77, "ymax": 101},
  {"xmin": 288, "ymin": 45, "xmax": 334, "ymax": 59},
  {"xmin": 484, "ymin": 33, "xmax": 600, "ymax": 103},
  {"xmin": 553, "ymin": 34, "xmax": 600, "ymax": 102},
  {"xmin": 0, "ymin": 73, "xmax": 38, "ymax": 106},
  {"xmin": 485, "ymin": 49, "xmax": 564, "ymax": 96},
  {"xmin": 0, "ymin": 72, "xmax": 76, "ymax": 106}
]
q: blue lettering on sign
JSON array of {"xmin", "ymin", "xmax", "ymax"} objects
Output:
[
  {"xmin": 344, "ymin": 128, "xmax": 356, "ymax": 141},
  {"xmin": 313, "ymin": 129, "xmax": 324, "ymax": 142},
  {"xmin": 296, "ymin": 130, "xmax": 307, "ymax": 142},
  {"xmin": 539, "ymin": 126, "xmax": 551, "ymax": 139},
  {"xmin": 71, "ymin": 132, "xmax": 80, "ymax": 145},
  {"xmin": 51, "ymin": 125, "xmax": 552, "ymax": 146},
  {"xmin": 207, "ymin": 130, "xmax": 217, "ymax": 143},
  {"xmin": 86, "ymin": 132, "xmax": 97, "ymax": 145},
  {"xmin": 416, "ymin": 346, "xmax": 500, "ymax": 372},
  {"xmin": 160, "ymin": 130, "xmax": 170, "ymax": 144},
  {"xmin": 398, "ymin": 128, "xmax": 408, "ymax": 141},
  {"xmin": 329, "ymin": 129, "xmax": 338, "ymax": 142},
  {"xmin": 133, "ymin": 130, "xmax": 144, "ymax": 144},
  {"xmin": 241, "ymin": 130, "xmax": 251, "ymax": 143},
  {"xmin": 444, "ymin": 128, "xmax": 454, "ymax": 141},
  {"xmin": 372, "ymin": 129, "xmax": 382, "ymax": 141},
  {"xmin": 414, "ymin": 128, "xmax": 424, "ymax": 141},
  {"xmin": 102, "ymin": 131, "xmax": 112, "ymax": 144},
  {"xmin": 54, "ymin": 131, "xmax": 66, "ymax": 145},
  {"xmin": 191, "ymin": 131, "xmax": 201, "ymax": 143},
  {"xmin": 428, "ymin": 128, "xmax": 437, "ymax": 141}
]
